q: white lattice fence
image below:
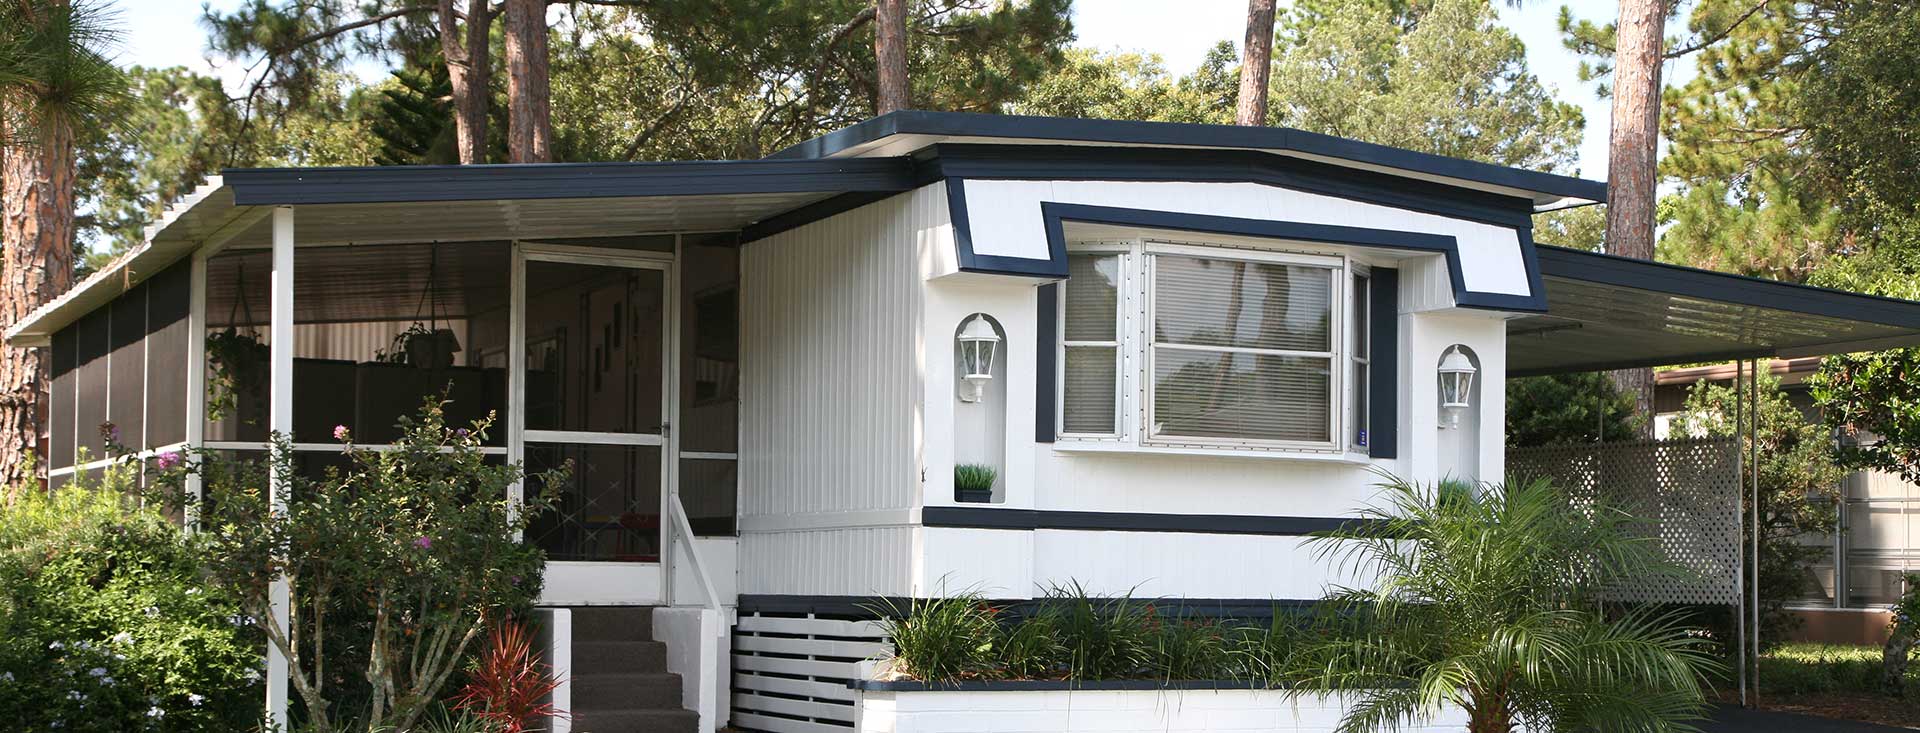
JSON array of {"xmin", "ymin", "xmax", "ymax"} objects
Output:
[{"xmin": 1508, "ymin": 437, "xmax": 1741, "ymax": 605}]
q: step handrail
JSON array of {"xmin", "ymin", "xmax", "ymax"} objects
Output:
[{"xmin": 666, "ymin": 494, "xmax": 727, "ymax": 635}]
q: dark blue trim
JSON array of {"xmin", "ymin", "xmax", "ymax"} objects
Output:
[
  {"xmin": 1367, "ymin": 268, "xmax": 1399, "ymax": 459},
  {"xmin": 739, "ymin": 189, "xmax": 899, "ymax": 242},
  {"xmin": 767, "ymin": 111, "xmax": 1607, "ymax": 208},
  {"xmin": 919, "ymin": 506, "xmax": 1383, "ymax": 536},
  {"xmin": 947, "ymin": 178, "xmax": 1070, "ymax": 278},
  {"xmin": 1536, "ymin": 244, "xmax": 1920, "ymax": 329},
  {"xmin": 1038, "ymin": 203, "xmax": 1548, "ymax": 314},
  {"xmin": 1035, "ymin": 283, "xmax": 1058, "ymax": 443},
  {"xmin": 223, "ymin": 157, "xmax": 918, "ymax": 206},
  {"xmin": 927, "ymin": 144, "xmax": 1537, "ymax": 229}
]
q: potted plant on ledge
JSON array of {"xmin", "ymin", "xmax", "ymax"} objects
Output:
[{"xmin": 954, "ymin": 463, "xmax": 996, "ymax": 504}]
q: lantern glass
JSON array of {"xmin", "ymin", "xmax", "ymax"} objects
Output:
[
  {"xmin": 957, "ymin": 315, "xmax": 1002, "ymax": 402},
  {"xmin": 1436, "ymin": 346, "xmax": 1477, "ymax": 413}
]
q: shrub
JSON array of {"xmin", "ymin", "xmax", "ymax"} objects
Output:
[
  {"xmin": 953, "ymin": 464, "xmax": 997, "ymax": 493},
  {"xmin": 1231, "ymin": 611, "xmax": 1302, "ymax": 687},
  {"xmin": 1044, "ymin": 581, "xmax": 1154, "ymax": 680},
  {"xmin": 869, "ymin": 591, "xmax": 998, "ymax": 683},
  {"xmin": 449, "ymin": 619, "xmax": 565, "ymax": 733},
  {"xmin": 1148, "ymin": 614, "xmax": 1231, "ymax": 682},
  {"xmin": 995, "ymin": 610, "xmax": 1063, "ymax": 680},
  {"xmin": 147, "ymin": 398, "xmax": 564, "ymax": 733},
  {"xmin": 0, "ymin": 464, "xmax": 261, "ymax": 732},
  {"xmin": 1761, "ymin": 643, "xmax": 1901, "ymax": 696}
]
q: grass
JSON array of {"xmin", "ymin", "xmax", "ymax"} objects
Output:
[
  {"xmin": 954, "ymin": 463, "xmax": 997, "ymax": 493},
  {"xmin": 1758, "ymin": 643, "xmax": 1888, "ymax": 696}
]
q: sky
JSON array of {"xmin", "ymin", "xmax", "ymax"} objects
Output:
[{"xmin": 113, "ymin": 0, "xmax": 1699, "ymax": 181}]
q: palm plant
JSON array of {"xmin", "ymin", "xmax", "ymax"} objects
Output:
[
  {"xmin": 1292, "ymin": 475, "xmax": 1722, "ymax": 733},
  {"xmin": 0, "ymin": 0, "xmax": 129, "ymax": 490}
]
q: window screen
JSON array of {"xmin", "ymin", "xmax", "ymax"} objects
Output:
[{"xmin": 1061, "ymin": 253, "xmax": 1121, "ymax": 435}]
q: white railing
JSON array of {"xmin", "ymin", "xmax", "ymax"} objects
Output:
[{"xmin": 666, "ymin": 495, "xmax": 727, "ymax": 636}]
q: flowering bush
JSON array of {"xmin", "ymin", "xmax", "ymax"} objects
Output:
[
  {"xmin": 147, "ymin": 398, "xmax": 564, "ymax": 732},
  {"xmin": 0, "ymin": 465, "xmax": 261, "ymax": 731}
]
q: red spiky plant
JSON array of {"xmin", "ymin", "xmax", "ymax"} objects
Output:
[{"xmin": 450, "ymin": 619, "xmax": 567, "ymax": 733}]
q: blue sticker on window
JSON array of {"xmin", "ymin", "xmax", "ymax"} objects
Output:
[{"xmin": 1357, "ymin": 429, "xmax": 1368, "ymax": 448}]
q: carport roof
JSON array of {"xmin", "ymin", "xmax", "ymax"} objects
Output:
[{"xmin": 1509, "ymin": 245, "xmax": 1920, "ymax": 376}]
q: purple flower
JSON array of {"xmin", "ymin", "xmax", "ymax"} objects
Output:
[
  {"xmin": 414, "ymin": 536, "xmax": 432, "ymax": 550},
  {"xmin": 333, "ymin": 425, "xmax": 350, "ymax": 442},
  {"xmin": 154, "ymin": 451, "xmax": 182, "ymax": 470},
  {"xmin": 454, "ymin": 428, "xmax": 470, "ymax": 438}
]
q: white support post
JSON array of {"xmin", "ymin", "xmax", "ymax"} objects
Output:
[
  {"xmin": 184, "ymin": 252, "xmax": 207, "ymax": 531},
  {"xmin": 266, "ymin": 206, "xmax": 295, "ymax": 730},
  {"xmin": 507, "ymin": 245, "xmax": 526, "ymax": 533}
]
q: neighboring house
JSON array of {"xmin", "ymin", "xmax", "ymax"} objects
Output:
[
  {"xmin": 1656, "ymin": 359, "xmax": 1920, "ymax": 645},
  {"xmin": 12, "ymin": 112, "xmax": 1920, "ymax": 733}
]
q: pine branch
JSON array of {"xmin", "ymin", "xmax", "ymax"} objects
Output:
[{"xmin": 1664, "ymin": 0, "xmax": 1771, "ymax": 59}]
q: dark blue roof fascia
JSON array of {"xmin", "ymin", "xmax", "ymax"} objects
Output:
[
  {"xmin": 222, "ymin": 157, "xmax": 919, "ymax": 206},
  {"xmin": 769, "ymin": 110, "xmax": 1607, "ymax": 207},
  {"xmin": 1536, "ymin": 245, "xmax": 1920, "ymax": 329}
]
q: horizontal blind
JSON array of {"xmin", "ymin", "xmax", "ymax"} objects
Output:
[
  {"xmin": 1150, "ymin": 350, "xmax": 1331, "ymax": 442},
  {"xmin": 1152, "ymin": 255, "xmax": 1330, "ymax": 352},
  {"xmin": 1063, "ymin": 254, "xmax": 1122, "ymax": 435},
  {"xmin": 1149, "ymin": 253, "xmax": 1335, "ymax": 444}
]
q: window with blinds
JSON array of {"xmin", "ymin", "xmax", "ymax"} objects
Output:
[
  {"xmin": 1060, "ymin": 240, "xmax": 1360, "ymax": 454},
  {"xmin": 1062, "ymin": 253, "xmax": 1123, "ymax": 436}
]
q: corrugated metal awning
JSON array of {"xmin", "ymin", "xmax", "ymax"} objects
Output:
[{"xmin": 1509, "ymin": 246, "xmax": 1920, "ymax": 376}]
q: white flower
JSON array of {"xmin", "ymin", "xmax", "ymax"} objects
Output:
[
  {"xmin": 110, "ymin": 632, "xmax": 132, "ymax": 645},
  {"xmin": 66, "ymin": 690, "xmax": 85, "ymax": 701},
  {"xmin": 87, "ymin": 668, "xmax": 107, "ymax": 678},
  {"xmin": 0, "ymin": 671, "xmax": 12, "ymax": 682},
  {"xmin": 142, "ymin": 607, "xmax": 160, "ymax": 618},
  {"xmin": 187, "ymin": 693, "xmax": 205, "ymax": 707},
  {"xmin": 101, "ymin": 676, "xmax": 114, "ymax": 686},
  {"xmin": 48, "ymin": 641, "xmax": 63, "ymax": 650},
  {"xmin": 244, "ymin": 669, "xmax": 261, "ymax": 683},
  {"xmin": 147, "ymin": 706, "xmax": 165, "ymax": 719}
]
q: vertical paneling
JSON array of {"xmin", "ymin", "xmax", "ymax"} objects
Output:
[{"xmin": 737, "ymin": 183, "xmax": 945, "ymax": 596}]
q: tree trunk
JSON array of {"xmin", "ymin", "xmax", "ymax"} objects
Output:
[
  {"xmin": 504, "ymin": 0, "xmax": 552, "ymax": 163},
  {"xmin": 1236, "ymin": 0, "xmax": 1277, "ymax": 126},
  {"xmin": 874, "ymin": 0, "xmax": 909, "ymax": 114},
  {"xmin": 438, "ymin": 0, "xmax": 492, "ymax": 165},
  {"xmin": 0, "ymin": 109, "xmax": 77, "ymax": 493},
  {"xmin": 1605, "ymin": 0, "xmax": 1665, "ymax": 437}
]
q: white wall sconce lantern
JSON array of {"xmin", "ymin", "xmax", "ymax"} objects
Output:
[
  {"xmin": 957, "ymin": 314, "xmax": 1002, "ymax": 403},
  {"xmin": 1438, "ymin": 345, "xmax": 1477, "ymax": 429}
]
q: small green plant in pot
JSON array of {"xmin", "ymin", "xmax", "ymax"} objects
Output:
[{"xmin": 954, "ymin": 463, "xmax": 997, "ymax": 503}]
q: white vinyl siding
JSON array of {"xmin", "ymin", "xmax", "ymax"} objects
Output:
[{"xmin": 1060, "ymin": 238, "xmax": 1361, "ymax": 455}]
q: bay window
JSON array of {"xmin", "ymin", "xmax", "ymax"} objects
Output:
[{"xmin": 1059, "ymin": 239, "xmax": 1372, "ymax": 456}]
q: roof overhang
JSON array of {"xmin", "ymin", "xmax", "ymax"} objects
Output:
[
  {"xmin": 1510, "ymin": 246, "xmax": 1920, "ymax": 376},
  {"xmin": 770, "ymin": 111, "xmax": 1607, "ymax": 212},
  {"xmin": 5, "ymin": 157, "xmax": 920, "ymax": 346}
]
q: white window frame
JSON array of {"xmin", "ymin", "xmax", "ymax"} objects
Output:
[
  {"xmin": 1350, "ymin": 266, "xmax": 1372, "ymax": 453},
  {"xmin": 1058, "ymin": 236, "xmax": 1365, "ymax": 458},
  {"xmin": 1056, "ymin": 242, "xmax": 1134, "ymax": 442}
]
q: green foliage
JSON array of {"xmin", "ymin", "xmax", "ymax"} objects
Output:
[
  {"xmin": 1042, "ymin": 580, "xmax": 1155, "ymax": 681},
  {"xmin": 868, "ymin": 590, "xmax": 999, "ymax": 683},
  {"xmin": 1292, "ymin": 475, "xmax": 1721, "ymax": 733},
  {"xmin": 1532, "ymin": 205, "xmax": 1607, "ymax": 252},
  {"xmin": 0, "ymin": 0, "xmax": 131, "ymax": 144},
  {"xmin": 1269, "ymin": 0, "xmax": 1585, "ymax": 173},
  {"xmin": 1008, "ymin": 46, "xmax": 1231, "ymax": 124},
  {"xmin": 953, "ymin": 463, "xmax": 997, "ymax": 493},
  {"xmin": 1505, "ymin": 371, "xmax": 1642, "ymax": 448},
  {"xmin": 1759, "ymin": 643, "xmax": 1908, "ymax": 696},
  {"xmin": 1147, "ymin": 615, "xmax": 1232, "ymax": 682},
  {"xmin": 1679, "ymin": 366, "xmax": 1843, "ymax": 643},
  {"xmin": 370, "ymin": 61, "xmax": 458, "ymax": 166},
  {"xmin": 1798, "ymin": 0, "xmax": 1920, "ymax": 226},
  {"xmin": 0, "ymin": 465, "xmax": 261, "ymax": 731},
  {"xmin": 147, "ymin": 398, "xmax": 562, "ymax": 732}
]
